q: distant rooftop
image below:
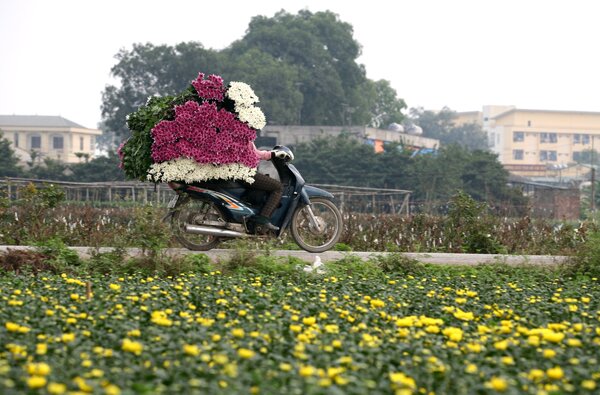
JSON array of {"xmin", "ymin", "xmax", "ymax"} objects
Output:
[{"xmin": 0, "ymin": 115, "xmax": 88, "ymax": 129}]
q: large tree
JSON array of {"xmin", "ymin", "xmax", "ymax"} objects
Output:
[{"xmin": 101, "ymin": 10, "xmax": 406, "ymax": 145}]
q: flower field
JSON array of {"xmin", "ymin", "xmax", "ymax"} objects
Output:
[{"xmin": 1, "ymin": 268, "xmax": 599, "ymax": 394}]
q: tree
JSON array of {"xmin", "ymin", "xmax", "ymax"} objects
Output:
[
  {"xmin": 69, "ymin": 151, "xmax": 126, "ymax": 182},
  {"xmin": 101, "ymin": 9, "xmax": 407, "ymax": 147},
  {"xmin": 102, "ymin": 42, "xmax": 221, "ymax": 143},
  {"xmin": 409, "ymin": 107, "xmax": 488, "ymax": 150},
  {"xmin": 0, "ymin": 130, "xmax": 23, "ymax": 177}
]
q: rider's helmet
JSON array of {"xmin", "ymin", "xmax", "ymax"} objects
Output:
[{"xmin": 271, "ymin": 145, "xmax": 295, "ymax": 162}]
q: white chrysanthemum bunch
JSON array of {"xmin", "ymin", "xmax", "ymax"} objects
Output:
[
  {"xmin": 226, "ymin": 82, "xmax": 267, "ymax": 130},
  {"xmin": 147, "ymin": 158, "xmax": 257, "ymax": 184}
]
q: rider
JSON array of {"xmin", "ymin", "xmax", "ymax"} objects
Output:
[{"xmin": 247, "ymin": 141, "xmax": 284, "ymax": 231}]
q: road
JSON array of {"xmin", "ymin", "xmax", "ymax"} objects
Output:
[{"xmin": 0, "ymin": 246, "xmax": 568, "ymax": 266}]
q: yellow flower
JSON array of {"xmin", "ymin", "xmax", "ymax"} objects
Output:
[
  {"xmin": 299, "ymin": 365, "xmax": 315, "ymax": 377},
  {"xmin": 279, "ymin": 363, "xmax": 292, "ymax": 372},
  {"xmin": 109, "ymin": 283, "xmax": 121, "ymax": 291},
  {"xmin": 581, "ymin": 380, "xmax": 596, "ymax": 390},
  {"xmin": 542, "ymin": 331, "xmax": 565, "ymax": 343},
  {"xmin": 542, "ymin": 349, "xmax": 557, "ymax": 359},
  {"xmin": 127, "ymin": 329, "xmax": 141, "ymax": 337},
  {"xmin": 183, "ymin": 344, "xmax": 199, "ymax": 356},
  {"xmin": 547, "ymin": 366, "xmax": 564, "ymax": 380},
  {"xmin": 528, "ymin": 369, "xmax": 545, "ymax": 381},
  {"xmin": 289, "ymin": 324, "xmax": 302, "ymax": 333},
  {"xmin": 332, "ymin": 339, "xmax": 342, "ymax": 348},
  {"xmin": 369, "ymin": 299, "xmax": 385, "ymax": 308},
  {"xmin": 47, "ymin": 382, "xmax": 67, "ymax": 394},
  {"xmin": 232, "ymin": 328, "xmax": 245, "ymax": 338},
  {"xmin": 465, "ymin": 364, "xmax": 478, "ymax": 374},
  {"xmin": 493, "ymin": 340, "xmax": 509, "ymax": 351},
  {"xmin": 567, "ymin": 338, "xmax": 582, "ymax": 347},
  {"xmin": 389, "ymin": 372, "xmax": 416, "ymax": 389},
  {"xmin": 501, "ymin": 356, "xmax": 514, "ymax": 365},
  {"xmin": 105, "ymin": 384, "xmax": 121, "ymax": 395},
  {"xmin": 27, "ymin": 376, "xmax": 47, "ymax": 389},
  {"xmin": 302, "ymin": 316, "xmax": 316, "ymax": 326},
  {"xmin": 61, "ymin": 333, "xmax": 75, "ymax": 343},
  {"xmin": 36, "ymin": 343, "xmax": 47, "ymax": 355},
  {"xmin": 237, "ymin": 348, "xmax": 255, "ymax": 359},
  {"xmin": 211, "ymin": 334, "xmax": 222, "ymax": 342},
  {"xmin": 5, "ymin": 322, "xmax": 21, "ymax": 332},
  {"xmin": 122, "ymin": 338, "xmax": 143, "ymax": 355},
  {"xmin": 486, "ymin": 376, "xmax": 508, "ymax": 392},
  {"xmin": 26, "ymin": 362, "xmax": 51, "ymax": 376}
]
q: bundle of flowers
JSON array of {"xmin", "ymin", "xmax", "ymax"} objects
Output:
[{"xmin": 118, "ymin": 73, "xmax": 267, "ymax": 183}]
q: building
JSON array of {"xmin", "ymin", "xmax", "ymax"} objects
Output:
[
  {"xmin": 455, "ymin": 106, "xmax": 600, "ymax": 178},
  {"xmin": 260, "ymin": 125, "xmax": 439, "ymax": 152},
  {"xmin": 0, "ymin": 115, "xmax": 102, "ymax": 164}
]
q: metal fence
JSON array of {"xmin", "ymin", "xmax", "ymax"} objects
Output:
[{"xmin": 1, "ymin": 178, "xmax": 412, "ymax": 214}]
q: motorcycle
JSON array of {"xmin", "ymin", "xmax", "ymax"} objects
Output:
[{"xmin": 164, "ymin": 146, "xmax": 344, "ymax": 253}]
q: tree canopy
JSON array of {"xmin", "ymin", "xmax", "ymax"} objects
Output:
[
  {"xmin": 293, "ymin": 134, "xmax": 527, "ymax": 213},
  {"xmin": 101, "ymin": 10, "xmax": 407, "ymax": 144},
  {"xmin": 408, "ymin": 107, "xmax": 488, "ymax": 150}
]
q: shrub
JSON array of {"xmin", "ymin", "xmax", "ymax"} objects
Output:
[{"xmin": 370, "ymin": 253, "xmax": 424, "ymax": 276}]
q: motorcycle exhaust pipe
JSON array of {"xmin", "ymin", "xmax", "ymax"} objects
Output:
[{"xmin": 184, "ymin": 224, "xmax": 246, "ymax": 238}]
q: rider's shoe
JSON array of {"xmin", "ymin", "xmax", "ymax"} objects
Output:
[{"xmin": 253, "ymin": 215, "xmax": 279, "ymax": 231}]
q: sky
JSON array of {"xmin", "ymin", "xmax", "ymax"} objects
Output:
[{"xmin": 1, "ymin": 0, "xmax": 600, "ymax": 130}]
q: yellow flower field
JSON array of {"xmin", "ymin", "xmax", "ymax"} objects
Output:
[{"xmin": 1, "ymin": 269, "xmax": 599, "ymax": 394}]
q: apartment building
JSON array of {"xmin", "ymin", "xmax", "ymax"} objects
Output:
[
  {"xmin": 456, "ymin": 106, "xmax": 600, "ymax": 177},
  {"xmin": 0, "ymin": 115, "xmax": 102, "ymax": 164}
]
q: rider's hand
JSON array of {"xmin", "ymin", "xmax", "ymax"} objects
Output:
[{"xmin": 271, "ymin": 149, "xmax": 294, "ymax": 161}]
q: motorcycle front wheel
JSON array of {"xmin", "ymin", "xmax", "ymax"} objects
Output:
[
  {"xmin": 290, "ymin": 197, "xmax": 343, "ymax": 253},
  {"xmin": 171, "ymin": 196, "xmax": 226, "ymax": 251}
]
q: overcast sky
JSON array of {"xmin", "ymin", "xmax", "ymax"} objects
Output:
[{"xmin": 1, "ymin": 0, "xmax": 599, "ymax": 129}]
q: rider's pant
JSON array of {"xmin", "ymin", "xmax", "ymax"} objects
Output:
[{"xmin": 251, "ymin": 173, "xmax": 283, "ymax": 218}]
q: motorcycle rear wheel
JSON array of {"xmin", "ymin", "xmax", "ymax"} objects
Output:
[
  {"xmin": 290, "ymin": 197, "xmax": 343, "ymax": 253},
  {"xmin": 171, "ymin": 196, "xmax": 226, "ymax": 251}
]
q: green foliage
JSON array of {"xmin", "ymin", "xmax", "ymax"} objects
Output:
[
  {"xmin": 369, "ymin": 253, "xmax": 424, "ymax": 276},
  {"xmin": 568, "ymin": 230, "xmax": 600, "ymax": 277},
  {"xmin": 220, "ymin": 240, "xmax": 304, "ymax": 276},
  {"xmin": 127, "ymin": 204, "xmax": 172, "ymax": 255},
  {"xmin": 324, "ymin": 254, "xmax": 384, "ymax": 278},
  {"xmin": 333, "ymin": 242, "xmax": 353, "ymax": 251},
  {"xmin": 69, "ymin": 151, "xmax": 126, "ymax": 182},
  {"xmin": 33, "ymin": 238, "xmax": 81, "ymax": 272},
  {"xmin": 445, "ymin": 190, "xmax": 506, "ymax": 254},
  {"xmin": 0, "ymin": 130, "xmax": 23, "ymax": 177},
  {"xmin": 120, "ymin": 92, "xmax": 196, "ymax": 180}
]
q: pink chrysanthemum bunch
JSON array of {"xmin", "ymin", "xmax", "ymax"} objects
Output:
[{"xmin": 120, "ymin": 72, "xmax": 268, "ymax": 183}]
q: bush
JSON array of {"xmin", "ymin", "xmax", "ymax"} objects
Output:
[
  {"xmin": 566, "ymin": 230, "xmax": 600, "ymax": 277},
  {"xmin": 370, "ymin": 253, "xmax": 424, "ymax": 276}
]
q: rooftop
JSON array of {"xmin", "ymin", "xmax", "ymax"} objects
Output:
[{"xmin": 0, "ymin": 115, "xmax": 88, "ymax": 129}]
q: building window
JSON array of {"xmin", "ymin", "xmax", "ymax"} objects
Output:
[
  {"xmin": 582, "ymin": 134, "xmax": 590, "ymax": 145},
  {"xmin": 14, "ymin": 133, "xmax": 19, "ymax": 148},
  {"xmin": 573, "ymin": 151, "xmax": 582, "ymax": 162},
  {"xmin": 52, "ymin": 135, "xmax": 64, "ymax": 150},
  {"xmin": 513, "ymin": 149, "xmax": 524, "ymax": 160},
  {"xmin": 574, "ymin": 134, "xmax": 581, "ymax": 144},
  {"xmin": 540, "ymin": 150, "xmax": 557, "ymax": 161},
  {"xmin": 90, "ymin": 136, "xmax": 95, "ymax": 151},
  {"xmin": 540, "ymin": 132, "xmax": 557, "ymax": 143},
  {"xmin": 30, "ymin": 135, "xmax": 41, "ymax": 149},
  {"xmin": 513, "ymin": 132, "xmax": 524, "ymax": 142},
  {"xmin": 80, "ymin": 137, "xmax": 84, "ymax": 150}
]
